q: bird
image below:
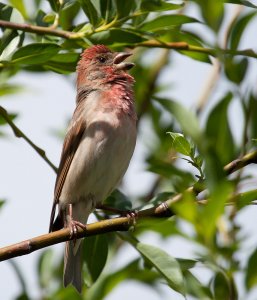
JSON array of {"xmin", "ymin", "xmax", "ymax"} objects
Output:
[{"xmin": 48, "ymin": 44, "xmax": 137, "ymax": 293}]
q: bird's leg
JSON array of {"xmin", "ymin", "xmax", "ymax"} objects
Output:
[{"xmin": 66, "ymin": 204, "xmax": 87, "ymax": 240}]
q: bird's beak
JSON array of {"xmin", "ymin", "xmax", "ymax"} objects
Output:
[{"xmin": 114, "ymin": 52, "xmax": 135, "ymax": 71}]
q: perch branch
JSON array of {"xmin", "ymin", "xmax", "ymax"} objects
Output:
[{"xmin": 0, "ymin": 149, "xmax": 256, "ymax": 261}]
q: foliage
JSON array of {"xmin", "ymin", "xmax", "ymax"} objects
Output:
[{"xmin": 1, "ymin": 0, "xmax": 257, "ymax": 299}]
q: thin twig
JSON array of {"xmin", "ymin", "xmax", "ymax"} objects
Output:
[
  {"xmin": 0, "ymin": 20, "xmax": 83, "ymax": 39},
  {"xmin": 136, "ymin": 40, "xmax": 257, "ymax": 59},
  {"xmin": 0, "ymin": 106, "xmax": 57, "ymax": 173}
]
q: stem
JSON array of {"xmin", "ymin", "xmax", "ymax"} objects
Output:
[
  {"xmin": 0, "ymin": 20, "xmax": 84, "ymax": 39},
  {"xmin": 0, "ymin": 106, "xmax": 57, "ymax": 173},
  {"xmin": 136, "ymin": 40, "xmax": 257, "ymax": 59}
]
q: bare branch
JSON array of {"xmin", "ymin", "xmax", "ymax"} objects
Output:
[
  {"xmin": 0, "ymin": 205, "xmax": 172, "ymax": 261},
  {"xmin": 224, "ymin": 150, "xmax": 257, "ymax": 174},
  {"xmin": 0, "ymin": 20, "xmax": 83, "ymax": 39}
]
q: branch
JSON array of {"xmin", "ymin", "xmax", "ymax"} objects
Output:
[
  {"xmin": 0, "ymin": 149, "xmax": 256, "ymax": 261},
  {"xmin": 224, "ymin": 150, "xmax": 257, "ymax": 174},
  {"xmin": 0, "ymin": 20, "xmax": 83, "ymax": 39},
  {"xmin": 1, "ymin": 20, "xmax": 257, "ymax": 60},
  {"xmin": 0, "ymin": 204, "xmax": 172, "ymax": 261},
  {"xmin": 0, "ymin": 106, "xmax": 57, "ymax": 173},
  {"xmin": 136, "ymin": 40, "xmax": 257, "ymax": 59}
]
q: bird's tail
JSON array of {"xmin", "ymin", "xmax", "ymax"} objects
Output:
[{"xmin": 63, "ymin": 240, "xmax": 83, "ymax": 293}]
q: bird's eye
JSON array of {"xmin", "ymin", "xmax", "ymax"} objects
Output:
[{"xmin": 98, "ymin": 56, "xmax": 106, "ymax": 63}]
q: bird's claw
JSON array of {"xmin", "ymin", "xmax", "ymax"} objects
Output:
[
  {"xmin": 124, "ymin": 210, "xmax": 138, "ymax": 226},
  {"xmin": 69, "ymin": 220, "xmax": 87, "ymax": 240}
]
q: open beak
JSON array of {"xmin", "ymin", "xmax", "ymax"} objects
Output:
[{"xmin": 113, "ymin": 52, "xmax": 135, "ymax": 71}]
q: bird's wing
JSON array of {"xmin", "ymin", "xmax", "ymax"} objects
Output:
[{"xmin": 49, "ymin": 101, "xmax": 87, "ymax": 232}]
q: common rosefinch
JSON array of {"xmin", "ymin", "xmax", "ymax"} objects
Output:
[{"xmin": 49, "ymin": 45, "xmax": 136, "ymax": 292}]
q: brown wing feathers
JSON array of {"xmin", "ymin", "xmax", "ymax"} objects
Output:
[{"xmin": 49, "ymin": 103, "xmax": 87, "ymax": 232}]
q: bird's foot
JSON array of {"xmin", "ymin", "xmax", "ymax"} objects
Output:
[
  {"xmin": 124, "ymin": 210, "xmax": 138, "ymax": 226},
  {"xmin": 68, "ymin": 220, "xmax": 87, "ymax": 242}
]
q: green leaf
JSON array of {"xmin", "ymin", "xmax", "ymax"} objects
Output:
[
  {"xmin": 93, "ymin": 0, "xmax": 116, "ymax": 23},
  {"xmin": 199, "ymin": 182, "xmax": 233, "ymax": 241},
  {"xmin": 90, "ymin": 28, "xmax": 145, "ymax": 45},
  {"xmin": 114, "ymin": 0, "xmax": 136, "ymax": 18},
  {"xmin": 171, "ymin": 189, "xmax": 197, "ymax": 224},
  {"xmin": 85, "ymin": 258, "xmax": 159, "ymax": 300},
  {"xmin": 37, "ymin": 249, "xmax": 55, "ymax": 288},
  {"xmin": 83, "ymin": 235, "xmax": 108, "ymax": 284},
  {"xmin": 229, "ymin": 11, "xmax": 256, "ymax": 49},
  {"xmin": 224, "ymin": 57, "xmax": 248, "ymax": 84},
  {"xmin": 78, "ymin": 0, "xmax": 100, "ymax": 27},
  {"xmin": 196, "ymin": 0, "xmax": 224, "ymax": 32},
  {"xmin": 235, "ymin": 189, "xmax": 257, "ymax": 209},
  {"xmin": 184, "ymin": 270, "xmax": 213, "ymax": 299},
  {"xmin": 0, "ymin": 199, "xmax": 5, "ymax": 210},
  {"xmin": 9, "ymin": 260, "xmax": 28, "ymax": 296},
  {"xmin": 0, "ymin": 84, "xmax": 23, "ymax": 97},
  {"xmin": 177, "ymin": 259, "xmax": 198, "ymax": 271},
  {"xmin": 42, "ymin": 13, "xmax": 56, "ymax": 23},
  {"xmin": 212, "ymin": 272, "xmax": 231, "ymax": 300},
  {"xmin": 160, "ymin": 30, "xmax": 211, "ymax": 63},
  {"xmin": 46, "ymin": 0, "xmax": 60, "ymax": 12},
  {"xmin": 147, "ymin": 156, "xmax": 194, "ymax": 183},
  {"xmin": 225, "ymin": 0, "xmax": 257, "ymax": 8},
  {"xmin": 44, "ymin": 52, "xmax": 79, "ymax": 74},
  {"xmin": 59, "ymin": 0, "xmax": 80, "ymax": 30},
  {"xmin": 155, "ymin": 97, "xmax": 202, "ymax": 145},
  {"xmin": 140, "ymin": 15, "xmax": 200, "ymax": 32},
  {"xmin": 140, "ymin": 0, "xmax": 183, "ymax": 12},
  {"xmin": 167, "ymin": 132, "xmax": 191, "ymax": 156},
  {"xmin": 104, "ymin": 189, "xmax": 132, "ymax": 211},
  {"xmin": 205, "ymin": 92, "xmax": 235, "ymax": 165},
  {"xmin": 135, "ymin": 217, "xmax": 183, "ymax": 238},
  {"xmin": 0, "ymin": 2, "xmax": 24, "ymax": 23},
  {"xmin": 9, "ymin": 0, "xmax": 27, "ymax": 19},
  {"xmin": 11, "ymin": 43, "xmax": 61, "ymax": 65},
  {"xmin": 135, "ymin": 242, "xmax": 185, "ymax": 295},
  {"xmin": 246, "ymin": 247, "xmax": 257, "ymax": 289},
  {"xmin": 0, "ymin": 35, "xmax": 21, "ymax": 61}
]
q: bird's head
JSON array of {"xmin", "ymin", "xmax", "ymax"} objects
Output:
[{"xmin": 77, "ymin": 45, "xmax": 134, "ymax": 88}]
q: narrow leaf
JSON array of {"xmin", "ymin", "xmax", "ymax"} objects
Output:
[
  {"xmin": 246, "ymin": 247, "xmax": 257, "ymax": 289},
  {"xmin": 205, "ymin": 92, "xmax": 235, "ymax": 165},
  {"xmin": 136, "ymin": 242, "xmax": 185, "ymax": 295},
  {"xmin": 140, "ymin": 15, "xmax": 200, "ymax": 31},
  {"xmin": 229, "ymin": 11, "xmax": 256, "ymax": 49},
  {"xmin": 167, "ymin": 132, "xmax": 191, "ymax": 156},
  {"xmin": 140, "ymin": 1, "xmax": 183, "ymax": 12},
  {"xmin": 83, "ymin": 235, "xmax": 108, "ymax": 283},
  {"xmin": 155, "ymin": 97, "xmax": 202, "ymax": 144},
  {"xmin": 12, "ymin": 43, "xmax": 61, "ymax": 65},
  {"xmin": 78, "ymin": 0, "xmax": 100, "ymax": 27}
]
